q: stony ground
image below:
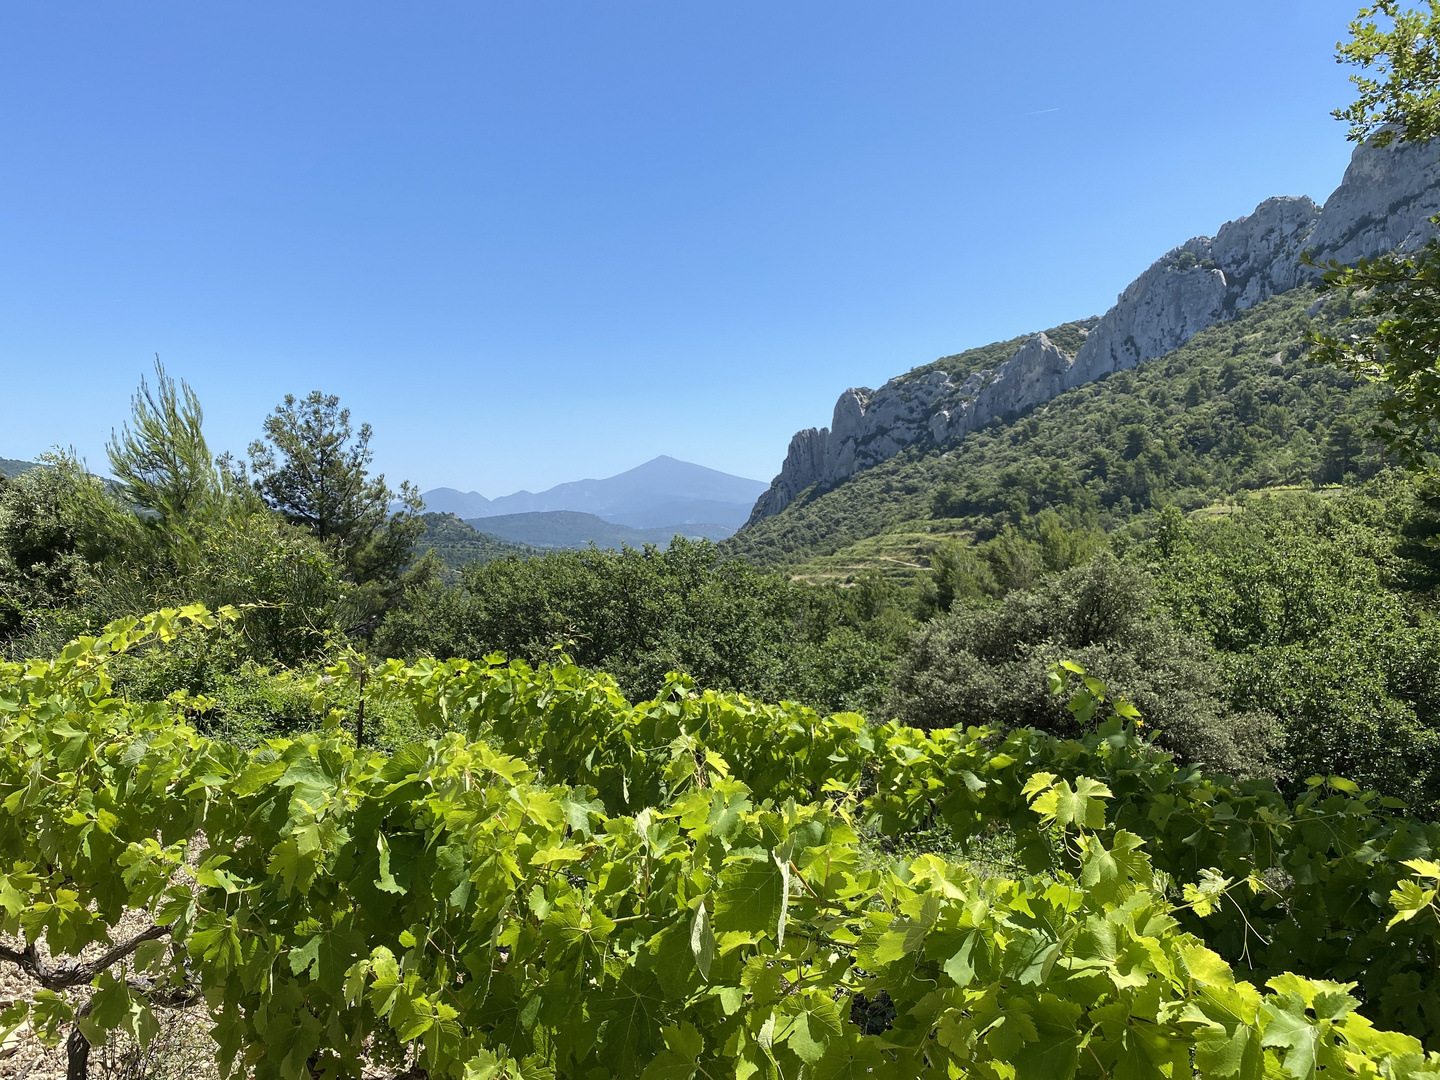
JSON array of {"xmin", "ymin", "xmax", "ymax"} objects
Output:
[
  {"xmin": 0, "ymin": 860, "xmax": 223, "ymax": 1080},
  {"xmin": 0, "ymin": 909, "xmax": 220, "ymax": 1080}
]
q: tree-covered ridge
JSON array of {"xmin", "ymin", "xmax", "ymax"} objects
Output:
[
  {"xmin": 414, "ymin": 512, "xmax": 540, "ymax": 574},
  {"xmin": 462, "ymin": 509, "xmax": 734, "ymax": 551},
  {"xmin": 724, "ymin": 288, "xmax": 1382, "ymax": 568},
  {"xmin": 899, "ymin": 316, "xmax": 1099, "ymax": 386}
]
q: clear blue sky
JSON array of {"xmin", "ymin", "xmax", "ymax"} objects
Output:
[{"xmin": 3, "ymin": 1, "xmax": 1365, "ymax": 495}]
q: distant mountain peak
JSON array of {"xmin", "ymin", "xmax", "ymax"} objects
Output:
[
  {"xmin": 418, "ymin": 487, "xmax": 493, "ymax": 519},
  {"xmin": 422, "ymin": 456, "xmax": 768, "ymax": 531}
]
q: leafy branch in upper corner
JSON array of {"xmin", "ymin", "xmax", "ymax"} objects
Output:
[
  {"xmin": 1314, "ymin": 2, "xmax": 1440, "ymax": 467},
  {"xmin": 1334, "ymin": 1, "xmax": 1440, "ymax": 147}
]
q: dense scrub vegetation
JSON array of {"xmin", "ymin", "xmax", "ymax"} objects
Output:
[
  {"xmin": 374, "ymin": 535, "xmax": 911, "ymax": 714},
  {"xmin": 886, "ymin": 553, "xmax": 1278, "ymax": 778},
  {"xmin": 0, "ymin": 453, "xmax": 345, "ymax": 665},
  {"xmin": 1145, "ymin": 487, "xmax": 1440, "ymax": 810}
]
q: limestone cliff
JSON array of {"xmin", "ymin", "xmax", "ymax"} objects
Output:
[{"xmin": 744, "ymin": 137, "xmax": 1440, "ymax": 527}]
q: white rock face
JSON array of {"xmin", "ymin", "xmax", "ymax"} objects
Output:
[
  {"xmin": 1297, "ymin": 135, "xmax": 1440, "ymax": 272},
  {"xmin": 747, "ymin": 426, "xmax": 828, "ymax": 522},
  {"xmin": 1067, "ymin": 259, "xmax": 1230, "ymax": 387},
  {"xmin": 743, "ymin": 335, "xmax": 1079, "ymax": 526},
  {"xmin": 744, "ymin": 137, "xmax": 1440, "ymax": 526},
  {"xmin": 928, "ymin": 333, "xmax": 1076, "ymax": 443},
  {"xmin": 1212, "ymin": 196, "xmax": 1322, "ymax": 307}
]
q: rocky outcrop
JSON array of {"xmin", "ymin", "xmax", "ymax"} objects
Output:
[
  {"xmin": 744, "ymin": 137, "xmax": 1440, "ymax": 526},
  {"xmin": 927, "ymin": 333, "xmax": 1075, "ymax": 446},
  {"xmin": 742, "ymin": 336, "xmax": 1080, "ymax": 527},
  {"xmin": 747, "ymin": 427, "xmax": 828, "ymax": 521},
  {"xmin": 1066, "ymin": 198, "xmax": 1320, "ymax": 385},
  {"xmin": 1296, "ymin": 135, "xmax": 1440, "ymax": 270},
  {"xmin": 744, "ymin": 375, "xmax": 957, "ymax": 525}
]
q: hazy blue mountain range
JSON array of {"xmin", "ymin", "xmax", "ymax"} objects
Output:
[
  {"xmin": 423, "ymin": 456, "xmax": 766, "ymax": 530},
  {"xmin": 464, "ymin": 510, "xmax": 733, "ymax": 550},
  {"xmin": 417, "ymin": 488, "xmax": 495, "ymax": 518},
  {"xmin": 6, "ymin": 453, "xmax": 740, "ymax": 554}
]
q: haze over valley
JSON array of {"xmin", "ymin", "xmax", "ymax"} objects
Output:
[{"xmin": 416, "ymin": 454, "xmax": 765, "ymax": 547}]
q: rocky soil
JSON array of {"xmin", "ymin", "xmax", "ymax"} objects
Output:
[{"xmin": 0, "ymin": 907, "xmax": 219, "ymax": 1080}]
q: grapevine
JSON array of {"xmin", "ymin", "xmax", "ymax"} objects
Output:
[{"xmin": 3, "ymin": 609, "xmax": 1440, "ymax": 1078}]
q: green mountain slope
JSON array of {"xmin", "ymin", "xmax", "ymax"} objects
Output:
[
  {"xmin": 0, "ymin": 458, "xmax": 38, "ymax": 478},
  {"xmin": 465, "ymin": 510, "xmax": 732, "ymax": 549},
  {"xmin": 723, "ymin": 288, "xmax": 1384, "ymax": 570},
  {"xmin": 415, "ymin": 512, "xmax": 540, "ymax": 572},
  {"xmin": 903, "ymin": 317, "xmax": 1097, "ymax": 386}
]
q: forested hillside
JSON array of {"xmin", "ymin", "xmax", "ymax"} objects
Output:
[
  {"xmin": 461, "ymin": 509, "xmax": 734, "ymax": 549},
  {"xmin": 414, "ymin": 512, "xmax": 540, "ymax": 574},
  {"xmin": 724, "ymin": 288, "xmax": 1380, "ymax": 571}
]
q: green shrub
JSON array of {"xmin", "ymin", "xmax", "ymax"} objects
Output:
[
  {"xmin": 374, "ymin": 538, "xmax": 911, "ymax": 709},
  {"xmin": 1148, "ymin": 490, "xmax": 1440, "ymax": 808},
  {"xmin": 886, "ymin": 553, "xmax": 1276, "ymax": 774}
]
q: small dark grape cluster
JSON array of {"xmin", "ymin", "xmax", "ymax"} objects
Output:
[{"xmin": 849, "ymin": 990, "xmax": 896, "ymax": 1035}]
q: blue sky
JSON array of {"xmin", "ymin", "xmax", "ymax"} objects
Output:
[{"xmin": 3, "ymin": 1, "xmax": 1365, "ymax": 495}]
